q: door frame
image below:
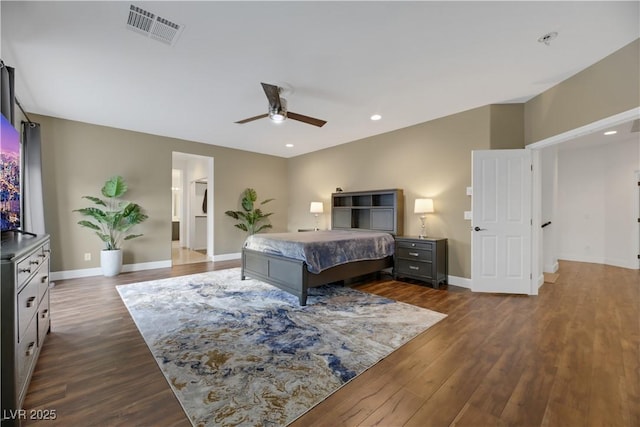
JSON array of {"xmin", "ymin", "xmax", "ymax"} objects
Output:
[
  {"xmin": 636, "ymin": 170, "xmax": 640, "ymax": 269},
  {"xmin": 527, "ymin": 107, "xmax": 640, "ymax": 289}
]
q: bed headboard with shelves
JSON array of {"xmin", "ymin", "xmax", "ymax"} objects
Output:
[{"xmin": 331, "ymin": 189, "xmax": 404, "ymax": 235}]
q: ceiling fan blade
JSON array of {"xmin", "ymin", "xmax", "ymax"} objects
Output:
[
  {"xmin": 235, "ymin": 113, "xmax": 268, "ymax": 124},
  {"xmin": 287, "ymin": 111, "xmax": 327, "ymax": 127},
  {"xmin": 261, "ymin": 82, "xmax": 281, "ymax": 109}
]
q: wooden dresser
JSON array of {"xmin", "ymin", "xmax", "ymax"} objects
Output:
[
  {"xmin": 1, "ymin": 233, "xmax": 51, "ymax": 425},
  {"xmin": 394, "ymin": 236, "xmax": 447, "ymax": 288}
]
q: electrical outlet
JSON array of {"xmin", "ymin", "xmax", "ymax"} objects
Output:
[{"xmin": 84, "ymin": 252, "xmax": 91, "ymax": 261}]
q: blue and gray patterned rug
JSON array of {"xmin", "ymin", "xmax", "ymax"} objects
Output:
[{"xmin": 117, "ymin": 267, "xmax": 446, "ymax": 426}]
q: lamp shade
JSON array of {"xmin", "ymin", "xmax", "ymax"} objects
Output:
[
  {"xmin": 310, "ymin": 202, "xmax": 324, "ymax": 214},
  {"xmin": 414, "ymin": 198, "xmax": 434, "ymax": 214}
]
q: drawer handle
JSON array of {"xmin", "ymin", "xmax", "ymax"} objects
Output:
[
  {"xmin": 30, "ymin": 260, "xmax": 40, "ymax": 265},
  {"xmin": 41, "ymin": 309, "xmax": 49, "ymax": 319},
  {"xmin": 41, "ymin": 275, "xmax": 49, "ymax": 283},
  {"xmin": 408, "ymin": 252, "xmax": 420, "ymax": 257},
  {"xmin": 26, "ymin": 342, "xmax": 36, "ymax": 357},
  {"xmin": 38, "ymin": 254, "xmax": 46, "ymax": 258},
  {"xmin": 19, "ymin": 268, "xmax": 32, "ymax": 274},
  {"xmin": 44, "ymin": 249, "xmax": 51, "ymax": 254},
  {"xmin": 409, "ymin": 265, "xmax": 420, "ymax": 271},
  {"xmin": 26, "ymin": 296, "xmax": 36, "ymax": 308}
]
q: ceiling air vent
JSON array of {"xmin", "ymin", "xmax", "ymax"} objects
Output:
[{"xmin": 126, "ymin": 4, "xmax": 184, "ymax": 46}]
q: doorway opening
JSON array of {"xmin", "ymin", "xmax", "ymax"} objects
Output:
[
  {"xmin": 171, "ymin": 152, "xmax": 214, "ymax": 266},
  {"xmin": 530, "ymin": 108, "xmax": 640, "ymax": 286}
]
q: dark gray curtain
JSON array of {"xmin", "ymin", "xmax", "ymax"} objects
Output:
[
  {"xmin": 2, "ymin": 59, "xmax": 45, "ymax": 234},
  {"xmin": 23, "ymin": 122, "xmax": 46, "ymax": 234},
  {"xmin": 0, "ymin": 61, "xmax": 15, "ymax": 123}
]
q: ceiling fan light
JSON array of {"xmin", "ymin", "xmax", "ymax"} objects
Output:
[
  {"xmin": 270, "ymin": 111, "xmax": 287, "ymax": 122},
  {"xmin": 269, "ymin": 98, "xmax": 287, "ymax": 122}
]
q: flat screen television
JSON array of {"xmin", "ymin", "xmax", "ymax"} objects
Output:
[{"xmin": 1, "ymin": 113, "xmax": 22, "ymax": 232}]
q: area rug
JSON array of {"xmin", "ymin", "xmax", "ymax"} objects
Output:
[{"xmin": 116, "ymin": 267, "xmax": 446, "ymax": 426}]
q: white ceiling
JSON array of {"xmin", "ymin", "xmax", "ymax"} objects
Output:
[{"xmin": 1, "ymin": 1, "xmax": 638, "ymax": 158}]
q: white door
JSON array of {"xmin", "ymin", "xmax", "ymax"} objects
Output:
[{"xmin": 472, "ymin": 149, "xmax": 532, "ymax": 294}]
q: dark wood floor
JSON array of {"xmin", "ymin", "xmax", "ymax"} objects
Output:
[{"xmin": 22, "ymin": 260, "xmax": 639, "ymax": 426}]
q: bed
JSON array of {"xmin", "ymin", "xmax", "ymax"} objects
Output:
[{"xmin": 241, "ymin": 230, "xmax": 395, "ymax": 305}]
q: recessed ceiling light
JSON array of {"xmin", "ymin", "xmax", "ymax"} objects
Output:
[
  {"xmin": 370, "ymin": 114, "xmax": 382, "ymax": 121},
  {"xmin": 285, "ymin": 143, "xmax": 294, "ymax": 148},
  {"xmin": 604, "ymin": 130, "xmax": 617, "ymax": 135}
]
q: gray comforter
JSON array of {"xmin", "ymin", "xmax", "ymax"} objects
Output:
[{"xmin": 243, "ymin": 230, "xmax": 395, "ymax": 274}]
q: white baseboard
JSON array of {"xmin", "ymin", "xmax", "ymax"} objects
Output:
[
  {"xmin": 558, "ymin": 254, "xmax": 638, "ymax": 270},
  {"xmin": 213, "ymin": 252, "xmax": 241, "ymax": 262},
  {"xmin": 604, "ymin": 257, "xmax": 639, "ymax": 270},
  {"xmin": 544, "ymin": 261, "xmax": 559, "ymax": 273},
  {"xmin": 50, "ymin": 253, "xmax": 244, "ymax": 281},
  {"xmin": 51, "ymin": 260, "xmax": 172, "ymax": 281},
  {"xmin": 448, "ymin": 275, "xmax": 471, "ymax": 289},
  {"xmin": 49, "ymin": 255, "xmax": 480, "ymax": 290}
]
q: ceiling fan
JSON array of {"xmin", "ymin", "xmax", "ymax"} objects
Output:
[{"xmin": 235, "ymin": 83, "xmax": 327, "ymax": 127}]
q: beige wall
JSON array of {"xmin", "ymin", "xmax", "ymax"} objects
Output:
[
  {"xmin": 36, "ymin": 115, "xmax": 288, "ymax": 272},
  {"xmin": 525, "ymin": 38, "xmax": 640, "ymax": 144},
  {"xmin": 287, "ymin": 105, "xmax": 523, "ymax": 279},
  {"xmin": 490, "ymin": 104, "xmax": 524, "ymax": 149}
]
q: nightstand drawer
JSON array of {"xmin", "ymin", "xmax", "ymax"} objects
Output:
[
  {"xmin": 396, "ymin": 246, "xmax": 432, "ymax": 262},
  {"xmin": 396, "ymin": 259, "xmax": 434, "ymax": 279},
  {"xmin": 396, "ymin": 240, "xmax": 433, "ymax": 251}
]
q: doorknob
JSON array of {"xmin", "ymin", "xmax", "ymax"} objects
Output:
[{"xmin": 474, "ymin": 226, "xmax": 487, "ymax": 232}]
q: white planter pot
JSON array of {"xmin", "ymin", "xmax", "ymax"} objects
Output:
[{"xmin": 101, "ymin": 249, "xmax": 123, "ymax": 277}]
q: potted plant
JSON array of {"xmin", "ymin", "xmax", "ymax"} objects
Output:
[
  {"xmin": 225, "ymin": 188, "xmax": 274, "ymax": 235},
  {"xmin": 74, "ymin": 175, "xmax": 148, "ymax": 277}
]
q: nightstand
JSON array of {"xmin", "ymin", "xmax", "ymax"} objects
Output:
[{"xmin": 394, "ymin": 236, "xmax": 447, "ymax": 288}]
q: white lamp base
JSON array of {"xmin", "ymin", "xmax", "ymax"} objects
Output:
[{"xmin": 418, "ymin": 215, "xmax": 427, "ymax": 238}]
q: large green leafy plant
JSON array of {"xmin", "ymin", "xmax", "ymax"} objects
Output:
[
  {"xmin": 225, "ymin": 188, "xmax": 274, "ymax": 235},
  {"xmin": 74, "ymin": 176, "xmax": 148, "ymax": 250}
]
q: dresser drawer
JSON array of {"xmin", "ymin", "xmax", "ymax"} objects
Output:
[
  {"xmin": 16, "ymin": 252, "xmax": 42, "ymax": 289},
  {"xmin": 396, "ymin": 239, "xmax": 434, "ymax": 251},
  {"xmin": 396, "ymin": 246, "xmax": 432, "ymax": 262},
  {"xmin": 17, "ymin": 277, "xmax": 40, "ymax": 341},
  {"xmin": 396, "ymin": 259, "xmax": 434, "ymax": 279},
  {"xmin": 17, "ymin": 315, "xmax": 38, "ymax": 395},
  {"xmin": 40, "ymin": 241, "xmax": 51, "ymax": 257},
  {"xmin": 37, "ymin": 257, "xmax": 50, "ymax": 302},
  {"xmin": 38, "ymin": 291, "xmax": 51, "ymax": 346}
]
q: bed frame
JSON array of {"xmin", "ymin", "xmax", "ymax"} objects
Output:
[
  {"xmin": 241, "ymin": 248, "xmax": 393, "ymax": 305},
  {"xmin": 241, "ymin": 188, "xmax": 403, "ymax": 305}
]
